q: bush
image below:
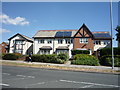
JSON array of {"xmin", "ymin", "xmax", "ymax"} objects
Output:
[
  {"xmin": 100, "ymin": 48, "xmax": 120, "ymax": 57},
  {"xmin": 57, "ymin": 53, "xmax": 68, "ymax": 61},
  {"xmin": 2, "ymin": 53, "xmax": 19, "ymax": 60},
  {"xmin": 100, "ymin": 55, "xmax": 120, "ymax": 67},
  {"xmin": 71, "ymin": 50, "xmax": 89, "ymax": 55},
  {"xmin": 71, "ymin": 54, "xmax": 100, "ymax": 66},
  {"xmin": 31, "ymin": 54, "xmax": 65, "ymax": 64}
]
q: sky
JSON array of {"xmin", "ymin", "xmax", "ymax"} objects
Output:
[{"xmin": 0, "ymin": 2, "xmax": 119, "ymax": 47}]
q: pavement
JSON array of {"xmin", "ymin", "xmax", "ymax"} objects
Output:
[
  {"xmin": 1, "ymin": 60, "xmax": 119, "ymax": 71},
  {"xmin": 1, "ymin": 65, "xmax": 120, "ymax": 89}
]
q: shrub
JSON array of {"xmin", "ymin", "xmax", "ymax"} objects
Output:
[
  {"xmin": 2, "ymin": 53, "xmax": 19, "ymax": 60},
  {"xmin": 99, "ymin": 55, "xmax": 120, "ymax": 67},
  {"xmin": 31, "ymin": 54, "xmax": 65, "ymax": 64},
  {"xmin": 71, "ymin": 54, "xmax": 100, "ymax": 66},
  {"xmin": 57, "ymin": 53, "xmax": 68, "ymax": 61},
  {"xmin": 71, "ymin": 50, "xmax": 89, "ymax": 55},
  {"xmin": 100, "ymin": 48, "xmax": 120, "ymax": 57}
]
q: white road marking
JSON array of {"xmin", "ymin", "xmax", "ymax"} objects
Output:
[
  {"xmin": 25, "ymin": 82, "xmax": 45, "ymax": 88},
  {"xmin": 60, "ymin": 80, "xmax": 120, "ymax": 88},
  {"xmin": 16, "ymin": 75, "xmax": 26, "ymax": 77},
  {"xmin": 0, "ymin": 83, "xmax": 10, "ymax": 86},
  {"xmin": 27, "ymin": 76, "xmax": 35, "ymax": 78},
  {"xmin": 16, "ymin": 75, "xmax": 35, "ymax": 78},
  {"xmin": 2, "ymin": 73, "xmax": 10, "ymax": 75},
  {"xmin": 81, "ymin": 84, "xmax": 94, "ymax": 88}
]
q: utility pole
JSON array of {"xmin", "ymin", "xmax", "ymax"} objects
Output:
[{"xmin": 110, "ymin": 0, "xmax": 114, "ymax": 69}]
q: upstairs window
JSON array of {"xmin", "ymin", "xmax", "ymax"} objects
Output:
[
  {"xmin": 80, "ymin": 38, "xmax": 88, "ymax": 43},
  {"xmin": 47, "ymin": 39, "xmax": 52, "ymax": 44},
  {"xmin": 15, "ymin": 41, "xmax": 23, "ymax": 44},
  {"xmin": 94, "ymin": 41, "xmax": 101, "ymax": 45},
  {"xmin": 38, "ymin": 39, "xmax": 44, "ymax": 44},
  {"xmin": 58, "ymin": 39, "xmax": 63, "ymax": 44},
  {"xmin": 65, "ymin": 39, "xmax": 73, "ymax": 44}
]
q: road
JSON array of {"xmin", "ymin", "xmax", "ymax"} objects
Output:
[{"xmin": 1, "ymin": 65, "xmax": 120, "ymax": 89}]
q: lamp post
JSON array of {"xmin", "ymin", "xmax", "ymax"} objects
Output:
[{"xmin": 110, "ymin": 0, "xmax": 114, "ymax": 69}]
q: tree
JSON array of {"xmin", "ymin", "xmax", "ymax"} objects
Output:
[{"xmin": 115, "ymin": 26, "xmax": 120, "ymax": 41}]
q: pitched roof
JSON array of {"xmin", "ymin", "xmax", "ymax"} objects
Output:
[
  {"xmin": 92, "ymin": 32, "xmax": 111, "ymax": 39},
  {"xmin": 33, "ymin": 29, "xmax": 78, "ymax": 38},
  {"xmin": 8, "ymin": 33, "xmax": 33, "ymax": 42},
  {"xmin": 33, "ymin": 24, "xmax": 111, "ymax": 40}
]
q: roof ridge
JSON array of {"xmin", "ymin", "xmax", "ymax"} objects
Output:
[{"xmin": 38, "ymin": 29, "xmax": 78, "ymax": 32}]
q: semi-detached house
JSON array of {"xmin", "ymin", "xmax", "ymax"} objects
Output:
[
  {"xmin": 33, "ymin": 24, "xmax": 112, "ymax": 58},
  {"xmin": 8, "ymin": 24, "xmax": 112, "ymax": 58}
]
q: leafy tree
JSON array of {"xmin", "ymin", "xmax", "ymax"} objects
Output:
[{"xmin": 115, "ymin": 26, "xmax": 120, "ymax": 41}]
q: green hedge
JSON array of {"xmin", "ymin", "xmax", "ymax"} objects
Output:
[
  {"xmin": 71, "ymin": 50, "xmax": 89, "ymax": 55},
  {"xmin": 31, "ymin": 54, "xmax": 65, "ymax": 64},
  {"xmin": 2, "ymin": 53, "xmax": 23, "ymax": 60},
  {"xmin": 57, "ymin": 53, "xmax": 68, "ymax": 61},
  {"xmin": 100, "ymin": 48, "xmax": 120, "ymax": 57},
  {"xmin": 100, "ymin": 55, "xmax": 120, "ymax": 67},
  {"xmin": 2, "ymin": 53, "xmax": 21, "ymax": 60},
  {"xmin": 71, "ymin": 54, "xmax": 100, "ymax": 66}
]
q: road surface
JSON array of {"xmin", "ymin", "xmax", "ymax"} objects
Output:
[{"xmin": 1, "ymin": 65, "xmax": 120, "ymax": 89}]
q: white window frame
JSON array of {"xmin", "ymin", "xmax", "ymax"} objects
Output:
[
  {"xmin": 65, "ymin": 39, "xmax": 73, "ymax": 44},
  {"xmin": 47, "ymin": 39, "xmax": 52, "ymax": 44},
  {"xmin": 58, "ymin": 39, "xmax": 63, "ymax": 44},
  {"xmin": 38, "ymin": 39, "xmax": 44, "ymax": 44},
  {"xmin": 80, "ymin": 38, "xmax": 88, "ymax": 43}
]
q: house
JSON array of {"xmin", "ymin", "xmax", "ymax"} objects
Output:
[
  {"xmin": 8, "ymin": 33, "xmax": 33, "ymax": 55},
  {"xmin": 33, "ymin": 24, "xmax": 112, "ymax": 58},
  {"xmin": 0, "ymin": 42, "xmax": 9, "ymax": 54}
]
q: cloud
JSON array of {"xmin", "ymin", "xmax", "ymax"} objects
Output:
[
  {"xmin": 0, "ymin": 14, "xmax": 29, "ymax": 26},
  {"xmin": 0, "ymin": 28, "xmax": 11, "ymax": 34}
]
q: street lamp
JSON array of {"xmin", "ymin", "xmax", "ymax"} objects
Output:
[{"xmin": 110, "ymin": 0, "xmax": 114, "ymax": 69}]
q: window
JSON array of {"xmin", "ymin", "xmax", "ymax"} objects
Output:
[
  {"xmin": 104, "ymin": 41, "xmax": 109, "ymax": 45},
  {"xmin": 65, "ymin": 39, "xmax": 73, "ymax": 44},
  {"xmin": 38, "ymin": 39, "xmax": 44, "ymax": 44},
  {"xmin": 15, "ymin": 41, "xmax": 23, "ymax": 44},
  {"xmin": 95, "ymin": 41, "xmax": 101, "ymax": 45},
  {"xmin": 58, "ymin": 39, "xmax": 63, "ymax": 44},
  {"xmin": 40, "ymin": 50, "xmax": 50, "ymax": 54},
  {"xmin": 80, "ymin": 38, "xmax": 88, "ymax": 43},
  {"xmin": 47, "ymin": 39, "xmax": 52, "ymax": 44}
]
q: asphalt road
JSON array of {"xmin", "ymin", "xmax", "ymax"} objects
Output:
[{"xmin": 1, "ymin": 65, "xmax": 120, "ymax": 89}]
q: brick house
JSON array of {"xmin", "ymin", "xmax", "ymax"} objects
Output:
[
  {"xmin": 0, "ymin": 42, "xmax": 9, "ymax": 54},
  {"xmin": 33, "ymin": 24, "xmax": 112, "ymax": 58}
]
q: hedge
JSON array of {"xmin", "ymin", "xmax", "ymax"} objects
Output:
[
  {"xmin": 31, "ymin": 54, "xmax": 65, "ymax": 64},
  {"xmin": 99, "ymin": 55, "xmax": 120, "ymax": 67},
  {"xmin": 100, "ymin": 48, "xmax": 120, "ymax": 57},
  {"xmin": 71, "ymin": 50, "xmax": 89, "ymax": 55},
  {"xmin": 57, "ymin": 53, "xmax": 68, "ymax": 61},
  {"xmin": 71, "ymin": 54, "xmax": 100, "ymax": 66}
]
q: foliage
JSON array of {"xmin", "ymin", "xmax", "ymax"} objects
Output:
[
  {"xmin": 99, "ymin": 55, "xmax": 120, "ymax": 67},
  {"xmin": 2, "ymin": 53, "xmax": 19, "ymax": 60},
  {"xmin": 31, "ymin": 54, "xmax": 65, "ymax": 64},
  {"xmin": 71, "ymin": 50, "xmax": 89, "ymax": 55},
  {"xmin": 57, "ymin": 53, "xmax": 69, "ymax": 61},
  {"xmin": 100, "ymin": 48, "xmax": 120, "ymax": 57},
  {"xmin": 115, "ymin": 26, "xmax": 120, "ymax": 41},
  {"xmin": 71, "ymin": 54, "xmax": 100, "ymax": 66}
]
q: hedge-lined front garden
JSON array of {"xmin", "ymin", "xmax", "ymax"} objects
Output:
[
  {"xmin": 2, "ymin": 53, "xmax": 23, "ymax": 60},
  {"xmin": 27, "ymin": 53, "xmax": 68, "ymax": 64},
  {"xmin": 71, "ymin": 54, "xmax": 100, "ymax": 66},
  {"xmin": 99, "ymin": 55, "xmax": 120, "ymax": 67}
]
